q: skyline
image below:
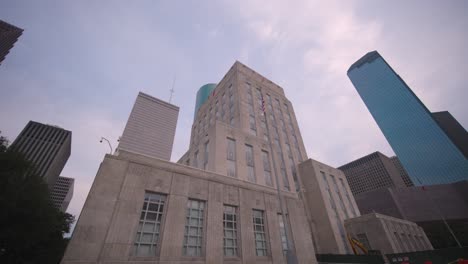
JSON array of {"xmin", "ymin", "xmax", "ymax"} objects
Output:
[{"xmin": 1, "ymin": 0, "xmax": 467, "ymax": 229}]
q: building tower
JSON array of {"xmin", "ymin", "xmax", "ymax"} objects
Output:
[
  {"xmin": 297, "ymin": 158, "xmax": 361, "ymax": 254},
  {"xmin": 9, "ymin": 121, "xmax": 72, "ymax": 187},
  {"xmin": 116, "ymin": 92, "xmax": 179, "ymax": 161},
  {"xmin": 178, "ymin": 61, "xmax": 308, "ymax": 193},
  {"xmin": 0, "ymin": 19, "xmax": 23, "ymax": 65},
  {"xmin": 50, "ymin": 176, "xmax": 74, "ymax": 211},
  {"xmin": 347, "ymin": 51, "xmax": 468, "ymax": 185},
  {"xmin": 431, "ymin": 111, "xmax": 468, "ymax": 159},
  {"xmin": 338, "ymin": 151, "xmax": 409, "ymax": 196}
]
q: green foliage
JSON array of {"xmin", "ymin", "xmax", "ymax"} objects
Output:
[{"xmin": 0, "ymin": 136, "xmax": 75, "ymax": 264}]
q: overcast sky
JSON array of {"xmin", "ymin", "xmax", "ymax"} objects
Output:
[{"xmin": 1, "ymin": 0, "xmax": 467, "ymax": 231}]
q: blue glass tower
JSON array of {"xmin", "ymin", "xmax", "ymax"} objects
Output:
[{"xmin": 347, "ymin": 51, "xmax": 468, "ymax": 185}]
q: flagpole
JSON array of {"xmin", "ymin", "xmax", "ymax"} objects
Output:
[
  {"xmin": 416, "ymin": 177, "xmax": 461, "ymax": 248},
  {"xmin": 261, "ymin": 93, "xmax": 298, "ymax": 264}
]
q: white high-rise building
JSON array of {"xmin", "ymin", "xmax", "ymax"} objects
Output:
[{"xmin": 116, "ymin": 92, "xmax": 179, "ymax": 160}]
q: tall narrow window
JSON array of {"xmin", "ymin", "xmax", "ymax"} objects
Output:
[
  {"xmin": 331, "ymin": 175, "xmax": 349, "ymax": 219},
  {"xmin": 203, "ymin": 141, "xmax": 209, "ymax": 170},
  {"xmin": 253, "ymin": 210, "xmax": 268, "ymax": 256},
  {"xmin": 223, "ymin": 205, "xmax": 238, "ymax": 257},
  {"xmin": 227, "ymin": 138, "xmax": 236, "ymax": 177},
  {"xmin": 278, "ymin": 214, "xmax": 288, "ymax": 255},
  {"xmin": 339, "ymin": 178, "xmax": 357, "ymax": 217},
  {"xmin": 262, "ymin": 151, "xmax": 273, "ymax": 186},
  {"xmin": 183, "ymin": 200, "xmax": 205, "ymax": 256},
  {"xmin": 194, "ymin": 151, "xmax": 199, "ymax": 169},
  {"xmin": 134, "ymin": 193, "xmax": 166, "ymax": 256},
  {"xmin": 245, "ymin": 144, "xmax": 256, "ymax": 182}
]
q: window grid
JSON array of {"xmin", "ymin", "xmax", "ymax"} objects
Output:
[
  {"xmin": 253, "ymin": 210, "xmax": 268, "ymax": 256},
  {"xmin": 183, "ymin": 200, "xmax": 205, "ymax": 256},
  {"xmin": 223, "ymin": 205, "xmax": 238, "ymax": 257},
  {"xmin": 134, "ymin": 193, "xmax": 166, "ymax": 256}
]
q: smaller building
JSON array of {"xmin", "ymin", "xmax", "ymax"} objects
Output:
[
  {"xmin": 345, "ymin": 213, "xmax": 433, "ymax": 254},
  {"xmin": 50, "ymin": 176, "xmax": 74, "ymax": 212},
  {"xmin": 116, "ymin": 92, "xmax": 179, "ymax": 161},
  {"xmin": 9, "ymin": 121, "xmax": 72, "ymax": 187},
  {"xmin": 339, "ymin": 151, "xmax": 409, "ymax": 196},
  {"xmin": 0, "ymin": 19, "xmax": 23, "ymax": 65},
  {"xmin": 390, "ymin": 156, "xmax": 414, "ymax": 187},
  {"xmin": 298, "ymin": 158, "xmax": 360, "ymax": 255},
  {"xmin": 432, "ymin": 111, "xmax": 468, "ymax": 159}
]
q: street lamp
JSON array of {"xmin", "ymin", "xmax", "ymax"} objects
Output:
[{"xmin": 100, "ymin": 137, "xmax": 113, "ymax": 154}]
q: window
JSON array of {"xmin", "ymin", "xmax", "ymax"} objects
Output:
[
  {"xmin": 331, "ymin": 175, "xmax": 349, "ymax": 219},
  {"xmin": 281, "ymin": 167, "xmax": 290, "ymax": 191},
  {"xmin": 339, "ymin": 178, "xmax": 357, "ymax": 217},
  {"xmin": 253, "ymin": 210, "xmax": 268, "ymax": 256},
  {"xmin": 134, "ymin": 193, "xmax": 166, "ymax": 256},
  {"xmin": 194, "ymin": 151, "xmax": 199, "ymax": 168},
  {"xmin": 245, "ymin": 145, "xmax": 256, "ymax": 182},
  {"xmin": 289, "ymin": 157, "xmax": 299, "ymax": 192},
  {"xmin": 183, "ymin": 200, "xmax": 205, "ymax": 256},
  {"xmin": 227, "ymin": 138, "xmax": 236, "ymax": 177},
  {"xmin": 223, "ymin": 205, "xmax": 238, "ymax": 257},
  {"xmin": 278, "ymin": 214, "xmax": 288, "ymax": 255},
  {"xmin": 249, "ymin": 115, "xmax": 257, "ymax": 135},
  {"xmin": 262, "ymin": 151, "xmax": 273, "ymax": 186},
  {"xmin": 203, "ymin": 141, "xmax": 209, "ymax": 170}
]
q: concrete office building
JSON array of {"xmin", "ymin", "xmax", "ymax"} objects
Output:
[
  {"xmin": 178, "ymin": 61, "xmax": 308, "ymax": 194},
  {"xmin": 62, "ymin": 62, "xmax": 317, "ymax": 263},
  {"xmin": 432, "ymin": 111, "xmax": 468, "ymax": 159},
  {"xmin": 50, "ymin": 176, "xmax": 74, "ymax": 212},
  {"xmin": 345, "ymin": 213, "xmax": 433, "ymax": 254},
  {"xmin": 338, "ymin": 152, "xmax": 409, "ymax": 196},
  {"xmin": 347, "ymin": 51, "xmax": 468, "ymax": 185},
  {"xmin": 0, "ymin": 19, "xmax": 23, "ymax": 65},
  {"xmin": 390, "ymin": 156, "xmax": 414, "ymax": 187},
  {"xmin": 354, "ymin": 181, "xmax": 468, "ymax": 248},
  {"xmin": 61, "ymin": 150, "xmax": 317, "ymax": 263},
  {"xmin": 9, "ymin": 121, "xmax": 72, "ymax": 187},
  {"xmin": 297, "ymin": 158, "xmax": 361, "ymax": 255},
  {"xmin": 116, "ymin": 92, "xmax": 179, "ymax": 161}
]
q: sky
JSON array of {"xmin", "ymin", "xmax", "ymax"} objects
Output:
[{"xmin": 1, "ymin": 0, "xmax": 467, "ymax": 233}]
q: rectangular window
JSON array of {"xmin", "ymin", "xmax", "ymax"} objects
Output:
[
  {"xmin": 223, "ymin": 205, "xmax": 238, "ymax": 257},
  {"xmin": 249, "ymin": 115, "xmax": 257, "ymax": 135},
  {"xmin": 339, "ymin": 178, "xmax": 357, "ymax": 217},
  {"xmin": 194, "ymin": 151, "xmax": 199, "ymax": 168},
  {"xmin": 289, "ymin": 157, "xmax": 299, "ymax": 192},
  {"xmin": 278, "ymin": 214, "xmax": 288, "ymax": 255},
  {"xmin": 253, "ymin": 210, "xmax": 268, "ymax": 256},
  {"xmin": 262, "ymin": 151, "xmax": 273, "ymax": 186},
  {"xmin": 203, "ymin": 141, "xmax": 209, "ymax": 170},
  {"xmin": 183, "ymin": 200, "xmax": 205, "ymax": 256},
  {"xmin": 134, "ymin": 193, "xmax": 166, "ymax": 256},
  {"xmin": 245, "ymin": 144, "xmax": 256, "ymax": 182},
  {"xmin": 281, "ymin": 167, "xmax": 290, "ymax": 191},
  {"xmin": 331, "ymin": 175, "xmax": 349, "ymax": 219},
  {"xmin": 227, "ymin": 138, "xmax": 236, "ymax": 177}
]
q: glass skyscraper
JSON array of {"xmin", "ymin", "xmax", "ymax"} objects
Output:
[{"xmin": 347, "ymin": 51, "xmax": 468, "ymax": 186}]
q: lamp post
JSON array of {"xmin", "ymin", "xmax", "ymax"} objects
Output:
[{"xmin": 100, "ymin": 137, "xmax": 113, "ymax": 154}]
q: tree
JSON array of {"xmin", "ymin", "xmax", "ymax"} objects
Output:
[{"xmin": 0, "ymin": 135, "xmax": 74, "ymax": 264}]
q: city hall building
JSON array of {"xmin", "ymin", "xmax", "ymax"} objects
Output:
[{"xmin": 62, "ymin": 61, "xmax": 317, "ymax": 263}]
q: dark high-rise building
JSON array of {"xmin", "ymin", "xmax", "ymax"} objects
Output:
[
  {"xmin": 50, "ymin": 176, "xmax": 74, "ymax": 212},
  {"xmin": 432, "ymin": 111, "xmax": 468, "ymax": 159},
  {"xmin": 347, "ymin": 51, "xmax": 468, "ymax": 185},
  {"xmin": 338, "ymin": 151, "xmax": 407, "ymax": 195},
  {"xmin": 9, "ymin": 121, "xmax": 72, "ymax": 187},
  {"xmin": 390, "ymin": 156, "xmax": 414, "ymax": 187},
  {"xmin": 0, "ymin": 19, "xmax": 23, "ymax": 65}
]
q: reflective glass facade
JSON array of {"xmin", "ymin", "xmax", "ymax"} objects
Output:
[{"xmin": 347, "ymin": 51, "xmax": 468, "ymax": 185}]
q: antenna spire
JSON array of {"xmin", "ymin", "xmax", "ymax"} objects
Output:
[{"xmin": 169, "ymin": 74, "xmax": 176, "ymax": 103}]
